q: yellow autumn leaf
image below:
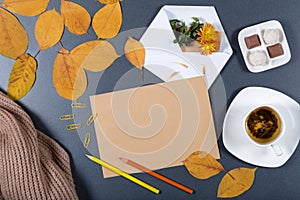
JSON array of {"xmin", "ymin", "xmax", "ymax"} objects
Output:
[
  {"xmin": 124, "ymin": 37, "xmax": 145, "ymax": 70},
  {"xmin": 183, "ymin": 151, "xmax": 225, "ymax": 179},
  {"xmin": 1, "ymin": 0, "xmax": 49, "ymax": 16},
  {"xmin": 218, "ymin": 167, "xmax": 257, "ymax": 198},
  {"xmin": 7, "ymin": 54, "xmax": 37, "ymax": 100},
  {"xmin": 52, "ymin": 48, "xmax": 87, "ymax": 100},
  {"xmin": 35, "ymin": 9, "xmax": 64, "ymax": 50},
  {"xmin": 60, "ymin": 0, "xmax": 91, "ymax": 35},
  {"xmin": 70, "ymin": 40, "xmax": 102, "ymax": 71},
  {"xmin": 81, "ymin": 41, "xmax": 119, "ymax": 72},
  {"xmin": 0, "ymin": 8, "xmax": 28, "ymax": 59},
  {"xmin": 98, "ymin": 0, "xmax": 120, "ymax": 4},
  {"xmin": 92, "ymin": 2, "xmax": 122, "ymax": 38},
  {"xmin": 72, "ymin": 67, "xmax": 87, "ymax": 100}
]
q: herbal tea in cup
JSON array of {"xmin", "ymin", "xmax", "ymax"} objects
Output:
[{"xmin": 245, "ymin": 106, "xmax": 284, "ymax": 156}]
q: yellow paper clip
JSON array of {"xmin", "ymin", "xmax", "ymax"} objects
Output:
[
  {"xmin": 84, "ymin": 132, "xmax": 91, "ymax": 148},
  {"xmin": 66, "ymin": 124, "xmax": 81, "ymax": 131},
  {"xmin": 59, "ymin": 114, "xmax": 75, "ymax": 121},
  {"xmin": 86, "ymin": 113, "xmax": 98, "ymax": 126},
  {"xmin": 71, "ymin": 102, "xmax": 86, "ymax": 109}
]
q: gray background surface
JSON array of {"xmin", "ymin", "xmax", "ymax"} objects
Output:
[{"xmin": 1, "ymin": 0, "xmax": 300, "ymax": 199}]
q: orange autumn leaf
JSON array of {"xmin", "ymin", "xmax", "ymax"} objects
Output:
[
  {"xmin": 60, "ymin": 0, "xmax": 91, "ymax": 35},
  {"xmin": 35, "ymin": 9, "xmax": 64, "ymax": 50},
  {"xmin": 124, "ymin": 37, "xmax": 145, "ymax": 70},
  {"xmin": 81, "ymin": 40, "xmax": 119, "ymax": 72},
  {"xmin": 1, "ymin": 0, "xmax": 49, "ymax": 16},
  {"xmin": 70, "ymin": 40, "xmax": 102, "ymax": 71},
  {"xmin": 52, "ymin": 48, "xmax": 87, "ymax": 100},
  {"xmin": 98, "ymin": 0, "xmax": 120, "ymax": 4},
  {"xmin": 0, "ymin": 8, "xmax": 28, "ymax": 59},
  {"xmin": 218, "ymin": 167, "xmax": 257, "ymax": 198},
  {"xmin": 183, "ymin": 151, "xmax": 225, "ymax": 179},
  {"xmin": 92, "ymin": 2, "xmax": 122, "ymax": 38},
  {"xmin": 7, "ymin": 54, "xmax": 37, "ymax": 100}
]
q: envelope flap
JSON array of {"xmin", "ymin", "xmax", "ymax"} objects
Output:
[{"xmin": 147, "ymin": 6, "xmax": 173, "ymax": 30}]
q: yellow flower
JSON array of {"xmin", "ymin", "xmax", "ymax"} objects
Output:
[
  {"xmin": 197, "ymin": 23, "xmax": 217, "ymax": 44},
  {"xmin": 200, "ymin": 41, "xmax": 220, "ymax": 55}
]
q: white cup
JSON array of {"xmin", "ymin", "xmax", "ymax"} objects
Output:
[{"xmin": 244, "ymin": 105, "xmax": 285, "ymax": 156}]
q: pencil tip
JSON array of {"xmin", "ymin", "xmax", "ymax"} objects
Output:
[{"xmin": 85, "ymin": 154, "xmax": 91, "ymax": 159}]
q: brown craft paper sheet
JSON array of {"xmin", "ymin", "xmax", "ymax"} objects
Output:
[{"xmin": 90, "ymin": 76, "xmax": 219, "ymax": 178}]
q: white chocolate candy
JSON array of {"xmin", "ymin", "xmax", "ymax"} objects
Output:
[
  {"xmin": 263, "ymin": 29, "xmax": 280, "ymax": 44},
  {"xmin": 248, "ymin": 51, "xmax": 268, "ymax": 66}
]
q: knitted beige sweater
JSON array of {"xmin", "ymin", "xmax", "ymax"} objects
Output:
[{"xmin": 0, "ymin": 91, "xmax": 78, "ymax": 200}]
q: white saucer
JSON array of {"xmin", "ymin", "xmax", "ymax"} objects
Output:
[{"xmin": 223, "ymin": 87, "xmax": 300, "ymax": 167}]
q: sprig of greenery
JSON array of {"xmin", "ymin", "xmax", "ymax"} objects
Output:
[{"xmin": 170, "ymin": 18, "xmax": 203, "ymax": 47}]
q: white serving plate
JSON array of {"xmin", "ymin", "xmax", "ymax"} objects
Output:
[
  {"xmin": 140, "ymin": 5, "xmax": 233, "ymax": 88},
  {"xmin": 238, "ymin": 20, "xmax": 291, "ymax": 73},
  {"xmin": 223, "ymin": 87, "xmax": 300, "ymax": 167}
]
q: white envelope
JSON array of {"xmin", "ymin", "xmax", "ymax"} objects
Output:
[{"xmin": 140, "ymin": 5, "xmax": 233, "ymax": 88}]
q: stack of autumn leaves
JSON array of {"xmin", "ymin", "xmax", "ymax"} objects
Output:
[{"xmin": 0, "ymin": 0, "xmax": 144, "ymax": 101}]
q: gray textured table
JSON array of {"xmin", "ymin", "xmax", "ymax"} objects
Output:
[{"xmin": 1, "ymin": 0, "xmax": 300, "ymax": 199}]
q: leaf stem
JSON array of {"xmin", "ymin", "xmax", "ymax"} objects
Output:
[
  {"xmin": 59, "ymin": 41, "xmax": 64, "ymax": 48},
  {"xmin": 34, "ymin": 49, "xmax": 41, "ymax": 58},
  {"xmin": 226, "ymin": 171, "xmax": 236, "ymax": 181}
]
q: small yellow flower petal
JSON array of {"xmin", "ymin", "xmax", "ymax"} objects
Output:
[
  {"xmin": 198, "ymin": 23, "xmax": 218, "ymax": 44},
  {"xmin": 200, "ymin": 41, "xmax": 220, "ymax": 55}
]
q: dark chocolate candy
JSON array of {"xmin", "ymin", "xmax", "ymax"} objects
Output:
[
  {"xmin": 267, "ymin": 43, "xmax": 284, "ymax": 58},
  {"xmin": 244, "ymin": 34, "xmax": 261, "ymax": 49}
]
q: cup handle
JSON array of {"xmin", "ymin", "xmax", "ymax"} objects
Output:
[{"xmin": 271, "ymin": 144, "xmax": 283, "ymax": 156}]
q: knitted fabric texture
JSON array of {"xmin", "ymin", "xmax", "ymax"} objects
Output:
[{"xmin": 0, "ymin": 92, "xmax": 78, "ymax": 200}]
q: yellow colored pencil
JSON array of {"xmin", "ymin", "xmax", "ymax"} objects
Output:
[{"xmin": 85, "ymin": 154, "xmax": 160, "ymax": 194}]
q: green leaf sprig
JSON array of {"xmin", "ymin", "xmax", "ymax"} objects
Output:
[{"xmin": 170, "ymin": 17, "xmax": 203, "ymax": 47}]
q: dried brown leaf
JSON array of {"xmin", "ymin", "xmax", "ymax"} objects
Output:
[
  {"xmin": 92, "ymin": 2, "xmax": 122, "ymax": 38},
  {"xmin": 35, "ymin": 9, "xmax": 64, "ymax": 50},
  {"xmin": 202, "ymin": 65, "xmax": 207, "ymax": 75},
  {"xmin": 175, "ymin": 62, "xmax": 189, "ymax": 68},
  {"xmin": 166, "ymin": 71, "xmax": 179, "ymax": 81},
  {"xmin": 7, "ymin": 54, "xmax": 37, "ymax": 100},
  {"xmin": 218, "ymin": 167, "xmax": 257, "ymax": 198},
  {"xmin": 52, "ymin": 48, "xmax": 87, "ymax": 100},
  {"xmin": 70, "ymin": 40, "xmax": 102, "ymax": 71},
  {"xmin": 183, "ymin": 151, "xmax": 225, "ymax": 179},
  {"xmin": 2, "ymin": 0, "xmax": 49, "ymax": 16},
  {"xmin": 0, "ymin": 8, "xmax": 28, "ymax": 59},
  {"xmin": 81, "ymin": 41, "xmax": 119, "ymax": 72},
  {"xmin": 60, "ymin": 0, "xmax": 91, "ymax": 35},
  {"xmin": 124, "ymin": 37, "xmax": 145, "ymax": 70}
]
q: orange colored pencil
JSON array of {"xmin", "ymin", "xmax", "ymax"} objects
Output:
[{"xmin": 119, "ymin": 157, "xmax": 194, "ymax": 194}]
